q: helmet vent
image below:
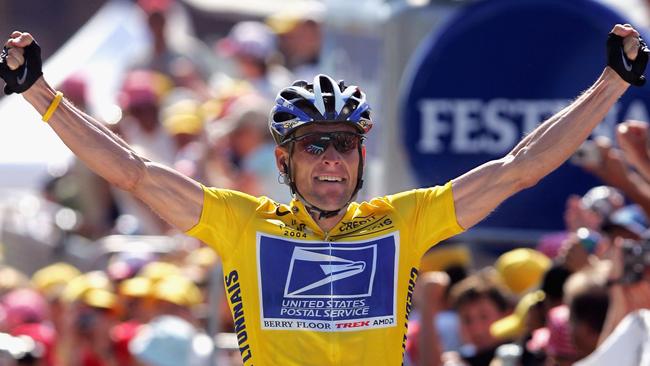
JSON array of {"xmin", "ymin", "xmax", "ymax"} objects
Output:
[
  {"xmin": 293, "ymin": 98, "xmax": 322, "ymax": 118},
  {"xmin": 273, "ymin": 111, "xmax": 296, "ymax": 122}
]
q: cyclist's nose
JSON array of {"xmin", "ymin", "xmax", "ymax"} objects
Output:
[{"xmin": 321, "ymin": 143, "xmax": 342, "ymax": 165}]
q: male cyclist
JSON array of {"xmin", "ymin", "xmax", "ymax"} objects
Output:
[{"xmin": 0, "ymin": 24, "xmax": 647, "ymax": 365}]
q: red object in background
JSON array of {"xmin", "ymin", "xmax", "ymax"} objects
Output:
[
  {"xmin": 12, "ymin": 322, "xmax": 57, "ymax": 366},
  {"xmin": 138, "ymin": 0, "xmax": 173, "ymax": 14}
]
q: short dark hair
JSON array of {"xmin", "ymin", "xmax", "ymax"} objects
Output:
[
  {"xmin": 541, "ymin": 264, "xmax": 571, "ymax": 303},
  {"xmin": 569, "ymin": 287, "xmax": 609, "ymax": 333},
  {"xmin": 450, "ymin": 272, "xmax": 511, "ymax": 313}
]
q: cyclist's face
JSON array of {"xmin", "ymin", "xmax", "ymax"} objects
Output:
[{"xmin": 275, "ymin": 123, "xmax": 364, "ymax": 211}]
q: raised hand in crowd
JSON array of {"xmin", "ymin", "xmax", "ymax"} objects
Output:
[
  {"xmin": 580, "ymin": 135, "xmax": 650, "ymax": 219},
  {"xmin": 616, "ymin": 120, "xmax": 650, "ymax": 180},
  {"xmin": 414, "ymin": 272, "xmax": 450, "ymax": 366},
  {"xmin": 598, "ymin": 238, "xmax": 650, "ymax": 343}
]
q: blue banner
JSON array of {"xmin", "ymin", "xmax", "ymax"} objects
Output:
[{"xmin": 402, "ymin": 0, "xmax": 650, "ymax": 230}]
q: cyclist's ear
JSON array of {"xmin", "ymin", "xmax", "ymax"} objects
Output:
[{"xmin": 274, "ymin": 146, "xmax": 289, "ymax": 173}]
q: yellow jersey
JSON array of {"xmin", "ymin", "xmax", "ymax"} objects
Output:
[{"xmin": 186, "ymin": 182, "xmax": 463, "ymax": 366}]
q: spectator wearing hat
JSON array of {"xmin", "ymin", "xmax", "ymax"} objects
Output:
[
  {"xmin": 113, "ymin": 70, "xmax": 176, "ymax": 235},
  {"xmin": 117, "ymin": 70, "xmax": 175, "ymax": 166},
  {"xmin": 538, "ymin": 186, "xmax": 623, "ymax": 261},
  {"xmin": 59, "ymin": 271, "xmax": 118, "ymax": 366},
  {"xmin": 160, "ymin": 96, "xmax": 207, "ymax": 180},
  {"xmin": 0, "ymin": 266, "xmax": 29, "ymax": 298},
  {"xmin": 564, "ymin": 186, "xmax": 625, "ymax": 233},
  {"xmin": 216, "ymin": 21, "xmax": 292, "ymax": 100},
  {"xmin": 490, "ymin": 290, "xmax": 547, "ymax": 366},
  {"xmin": 266, "ymin": 2, "xmax": 324, "ymax": 81},
  {"xmin": 490, "ymin": 290, "xmax": 546, "ymax": 343},
  {"xmin": 118, "ymin": 276, "xmax": 154, "ymax": 324},
  {"xmin": 571, "ymin": 232, "xmax": 650, "ymax": 366},
  {"xmin": 495, "ymin": 248, "xmax": 551, "ymax": 296},
  {"xmin": 602, "ymin": 204, "xmax": 648, "ymax": 240},
  {"xmin": 135, "ymin": 261, "xmax": 203, "ymax": 324},
  {"xmin": 31, "ymin": 262, "xmax": 81, "ymax": 342},
  {"xmin": 207, "ymin": 94, "xmax": 289, "ymax": 202},
  {"xmin": 128, "ymin": 315, "xmax": 212, "ymax": 366},
  {"xmin": 1, "ymin": 289, "xmax": 55, "ymax": 366},
  {"xmin": 131, "ymin": 0, "xmax": 212, "ymax": 83},
  {"xmin": 1, "ymin": 289, "xmax": 50, "ymax": 333},
  {"xmin": 151, "ymin": 275, "xmax": 203, "ymax": 324}
]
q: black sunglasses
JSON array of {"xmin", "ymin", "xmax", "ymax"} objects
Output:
[{"xmin": 283, "ymin": 131, "xmax": 364, "ymax": 156}]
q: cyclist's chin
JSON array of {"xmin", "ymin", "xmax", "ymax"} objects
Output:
[{"xmin": 306, "ymin": 185, "xmax": 352, "ymax": 211}]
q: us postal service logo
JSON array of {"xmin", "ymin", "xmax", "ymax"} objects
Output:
[{"xmin": 257, "ymin": 233, "xmax": 399, "ymax": 332}]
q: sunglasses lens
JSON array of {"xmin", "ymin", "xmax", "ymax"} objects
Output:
[
  {"xmin": 331, "ymin": 133, "xmax": 360, "ymax": 153},
  {"xmin": 297, "ymin": 135, "xmax": 330, "ymax": 155},
  {"xmin": 294, "ymin": 132, "xmax": 362, "ymax": 155}
]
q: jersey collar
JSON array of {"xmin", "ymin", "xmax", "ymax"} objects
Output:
[{"xmin": 288, "ymin": 198, "xmax": 356, "ymax": 238}]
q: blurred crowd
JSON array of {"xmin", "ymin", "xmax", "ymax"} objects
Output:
[
  {"xmin": 403, "ymin": 119, "xmax": 650, "ymax": 366},
  {"xmin": 0, "ymin": 247, "xmax": 241, "ymax": 366},
  {"xmin": 3, "ymin": 1, "xmax": 650, "ymax": 366},
  {"xmin": 1, "ymin": 0, "xmax": 325, "ymax": 365},
  {"xmin": 40, "ymin": 0, "xmax": 325, "ymax": 239}
]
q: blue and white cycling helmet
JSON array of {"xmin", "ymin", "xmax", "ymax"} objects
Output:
[{"xmin": 269, "ymin": 74, "xmax": 373, "ymax": 145}]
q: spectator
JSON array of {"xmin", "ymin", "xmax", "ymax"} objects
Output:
[
  {"xmin": 576, "ymin": 308, "xmax": 650, "ymax": 366},
  {"xmin": 131, "ymin": 0, "xmax": 211, "ymax": 81},
  {"xmin": 128, "ymin": 315, "xmax": 212, "ymax": 366},
  {"xmin": 495, "ymin": 248, "xmax": 551, "ymax": 296},
  {"xmin": 161, "ymin": 96, "xmax": 207, "ymax": 180},
  {"xmin": 207, "ymin": 94, "xmax": 288, "ymax": 202},
  {"xmin": 544, "ymin": 305, "xmax": 579, "ymax": 366},
  {"xmin": 31, "ymin": 262, "xmax": 81, "ymax": 339},
  {"xmin": 490, "ymin": 290, "xmax": 546, "ymax": 342},
  {"xmin": 59, "ymin": 271, "xmax": 118, "ymax": 366},
  {"xmin": 216, "ymin": 21, "xmax": 292, "ymax": 100},
  {"xmin": 539, "ymin": 264, "xmax": 571, "ymax": 314},
  {"xmin": 0, "ymin": 266, "xmax": 29, "ymax": 298},
  {"xmin": 574, "ymin": 236, "xmax": 650, "ymax": 366},
  {"xmin": 407, "ymin": 245, "xmax": 471, "ymax": 365},
  {"xmin": 443, "ymin": 272, "xmax": 512, "ymax": 366},
  {"xmin": 266, "ymin": 2, "xmax": 324, "ymax": 81}
]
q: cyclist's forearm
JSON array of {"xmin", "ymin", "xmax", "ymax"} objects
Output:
[{"xmin": 23, "ymin": 77, "xmax": 146, "ymax": 190}]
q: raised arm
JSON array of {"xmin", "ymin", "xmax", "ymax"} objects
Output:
[
  {"xmin": 2, "ymin": 32, "xmax": 203, "ymax": 231},
  {"xmin": 616, "ymin": 120, "xmax": 650, "ymax": 182},
  {"xmin": 452, "ymin": 24, "xmax": 646, "ymax": 229}
]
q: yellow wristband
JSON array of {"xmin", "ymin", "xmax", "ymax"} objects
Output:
[{"xmin": 42, "ymin": 91, "xmax": 64, "ymax": 123}]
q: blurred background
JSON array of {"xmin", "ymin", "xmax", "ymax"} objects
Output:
[{"xmin": 1, "ymin": 0, "xmax": 650, "ymax": 365}]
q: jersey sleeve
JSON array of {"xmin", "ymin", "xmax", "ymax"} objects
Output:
[
  {"xmin": 384, "ymin": 181, "xmax": 464, "ymax": 256},
  {"xmin": 185, "ymin": 185, "xmax": 262, "ymax": 260}
]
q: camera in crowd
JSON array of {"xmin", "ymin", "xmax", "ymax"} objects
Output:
[{"xmin": 621, "ymin": 237, "xmax": 650, "ymax": 284}]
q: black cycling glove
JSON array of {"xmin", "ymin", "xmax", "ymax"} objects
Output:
[
  {"xmin": 607, "ymin": 33, "xmax": 649, "ymax": 87},
  {"xmin": 0, "ymin": 40, "xmax": 43, "ymax": 95}
]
